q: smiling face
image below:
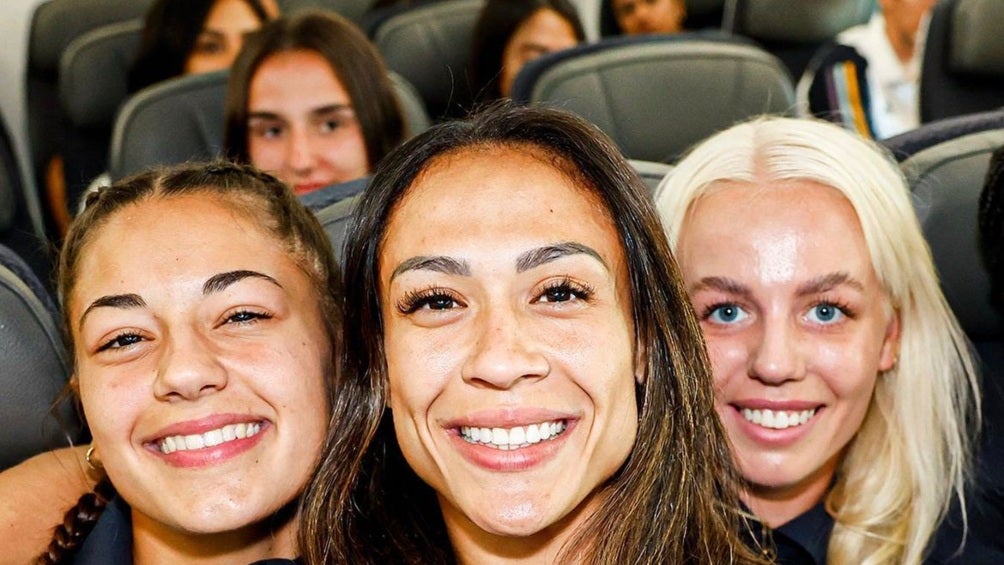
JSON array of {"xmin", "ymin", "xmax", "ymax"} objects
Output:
[
  {"xmin": 247, "ymin": 49, "xmax": 369, "ymax": 195},
  {"xmin": 378, "ymin": 146, "xmax": 639, "ymax": 555},
  {"xmin": 676, "ymin": 180, "xmax": 899, "ymax": 526},
  {"xmin": 70, "ymin": 194, "xmax": 330, "ymax": 541},
  {"xmin": 498, "ymin": 8, "xmax": 579, "ymax": 97},
  {"xmin": 185, "ymin": 0, "xmax": 265, "ymax": 75}
]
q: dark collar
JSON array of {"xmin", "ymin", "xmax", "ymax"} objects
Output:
[
  {"xmin": 746, "ymin": 501, "xmax": 833, "ymax": 565},
  {"xmin": 72, "ymin": 495, "xmax": 132, "ymax": 565}
]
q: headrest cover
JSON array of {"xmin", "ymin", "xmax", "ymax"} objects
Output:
[
  {"xmin": 59, "ymin": 21, "xmax": 142, "ymax": 129},
  {"xmin": 950, "ymin": 0, "xmax": 1004, "ymax": 76},
  {"xmin": 734, "ymin": 0, "xmax": 872, "ymax": 43}
]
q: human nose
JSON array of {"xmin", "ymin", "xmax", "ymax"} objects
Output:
[
  {"xmin": 285, "ymin": 126, "xmax": 314, "ymax": 175},
  {"xmin": 748, "ymin": 316, "xmax": 805, "ymax": 385},
  {"xmin": 461, "ymin": 303, "xmax": 549, "ymax": 389},
  {"xmin": 154, "ymin": 329, "xmax": 227, "ymax": 401}
]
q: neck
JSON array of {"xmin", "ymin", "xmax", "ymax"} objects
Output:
[
  {"xmin": 443, "ymin": 491, "xmax": 602, "ymax": 564},
  {"xmin": 742, "ymin": 454, "xmax": 839, "ymax": 528},
  {"xmin": 131, "ymin": 506, "xmax": 298, "ymax": 565},
  {"xmin": 884, "ymin": 16, "xmax": 919, "ymax": 64}
]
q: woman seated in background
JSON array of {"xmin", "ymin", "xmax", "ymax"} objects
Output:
[
  {"xmin": 469, "ymin": 0, "xmax": 585, "ymax": 102},
  {"xmin": 298, "ymin": 103, "xmax": 767, "ymax": 564},
  {"xmin": 39, "ymin": 162, "xmax": 339, "ymax": 563},
  {"xmin": 55, "ymin": 0, "xmax": 279, "ymax": 233},
  {"xmin": 224, "ymin": 11, "xmax": 405, "ymax": 196},
  {"xmin": 127, "ymin": 0, "xmax": 279, "ymax": 92},
  {"xmin": 603, "ymin": 0, "xmax": 686, "ymax": 36},
  {"xmin": 657, "ymin": 116, "xmax": 984, "ymax": 562}
]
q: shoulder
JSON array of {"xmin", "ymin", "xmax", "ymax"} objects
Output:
[{"xmin": 0, "ymin": 446, "xmax": 99, "ymax": 564}]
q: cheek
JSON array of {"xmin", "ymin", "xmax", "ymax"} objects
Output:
[
  {"xmin": 77, "ymin": 369, "xmax": 147, "ymax": 445},
  {"xmin": 704, "ymin": 335, "xmax": 749, "ymax": 389},
  {"xmin": 248, "ymin": 139, "xmax": 284, "ymax": 174}
]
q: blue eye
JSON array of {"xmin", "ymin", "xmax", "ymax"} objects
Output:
[
  {"xmin": 97, "ymin": 332, "xmax": 144, "ymax": 352},
  {"xmin": 706, "ymin": 304, "xmax": 749, "ymax": 324},
  {"xmin": 806, "ymin": 303, "xmax": 845, "ymax": 324}
]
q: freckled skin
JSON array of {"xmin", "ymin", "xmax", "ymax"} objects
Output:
[{"xmin": 677, "ymin": 181, "xmax": 899, "ymax": 527}]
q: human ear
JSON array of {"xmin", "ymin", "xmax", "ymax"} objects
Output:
[{"xmin": 878, "ymin": 310, "xmax": 902, "ymax": 372}]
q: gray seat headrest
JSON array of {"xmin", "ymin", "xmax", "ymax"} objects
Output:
[
  {"xmin": 950, "ymin": 0, "xmax": 1004, "ymax": 76},
  {"xmin": 724, "ymin": 0, "xmax": 873, "ymax": 43},
  {"xmin": 59, "ymin": 20, "xmax": 142, "ymax": 129}
]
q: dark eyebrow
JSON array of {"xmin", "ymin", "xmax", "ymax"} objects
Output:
[
  {"xmin": 79, "ymin": 294, "xmax": 146, "ymax": 331},
  {"xmin": 203, "ymin": 270, "xmax": 281, "ymax": 295},
  {"xmin": 796, "ymin": 272, "xmax": 864, "ymax": 296},
  {"xmin": 391, "ymin": 256, "xmax": 471, "ymax": 281},
  {"xmin": 690, "ymin": 276, "xmax": 752, "ymax": 299},
  {"xmin": 309, "ymin": 104, "xmax": 353, "ymax": 118},
  {"xmin": 247, "ymin": 111, "xmax": 284, "ymax": 122},
  {"xmin": 515, "ymin": 242, "xmax": 607, "ymax": 273}
]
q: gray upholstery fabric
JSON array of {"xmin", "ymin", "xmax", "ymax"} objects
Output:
[
  {"xmin": 895, "ymin": 125, "xmax": 1004, "ymax": 339},
  {"xmin": 109, "ymin": 70, "xmax": 428, "ymax": 180},
  {"xmin": 0, "ymin": 245, "xmax": 76, "ymax": 470},
  {"xmin": 371, "ymin": 0, "xmax": 485, "ymax": 119},
  {"xmin": 950, "ymin": 0, "xmax": 1004, "ymax": 76},
  {"xmin": 109, "ymin": 70, "xmax": 229, "ymax": 180},
  {"xmin": 516, "ymin": 35, "xmax": 794, "ymax": 163},
  {"xmin": 723, "ymin": 0, "xmax": 872, "ymax": 43},
  {"xmin": 0, "ymin": 117, "xmax": 16, "ymax": 232},
  {"xmin": 279, "ymin": 0, "xmax": 374, "ymax": 22},
  {"xmin": 28, "ymin": 0, "xmax": 151, "ymax": 76},
  {"xmin": 316, "ymin": 192, "xmax": 360, "ymax": 264},
  {"xmin": 59, "ymin": 21, "xmax": 142, "ymax": 130},
  {"xmin": 629, "ymin": 159, "xmax": 673, "ymax": 195}
]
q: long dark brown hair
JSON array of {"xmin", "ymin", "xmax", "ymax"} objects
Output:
[
  {"xmin": 224, "ymin": 11, "xmax": 405, "ymax": 171},
  {"xmin": 299, "ymin": 102, "xmax": 765, "ymax": 564}
]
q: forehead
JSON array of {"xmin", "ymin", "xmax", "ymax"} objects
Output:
[
  {"xmin": 679, "ymin": 180, "xmax": 877, "ymax": 284},
  {"xmin": 71, "ymin": 194, "xmax": 293, "ymax": 301},
  {"xmin": 249, "ymin": 50, "xmax": 348, "ymax": 106},
  {"xmin": 380, "ymin": 144, "xmax": 623, "ymax": 265}
]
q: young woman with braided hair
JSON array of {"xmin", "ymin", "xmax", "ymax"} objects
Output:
[{"xmin": 38, "ymin": 161, "xmax": 340, "ymax": 563}]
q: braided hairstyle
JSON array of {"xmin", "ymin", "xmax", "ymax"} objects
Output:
[
  {"xmin": 978, "ymin": 146, "xmax": 1004, "ymax": 312},
  {"xmin": 38, "ymin": 478, "xmax": 116, "ymax": 564},
  {"xmin": 38, "ymin": 160, "xmax": 341, "ymax": 563}
]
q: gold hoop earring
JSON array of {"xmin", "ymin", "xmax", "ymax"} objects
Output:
[{"xmin": 85, "ymin": 445, "xmax": 102, "ymax": 471}]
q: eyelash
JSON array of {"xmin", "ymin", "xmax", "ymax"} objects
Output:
[
  {"xmin": 536, "ymin": 277, "xmax": 595, "ymax": 304},
  {"xmin": 223, "ymin": 309, "xmax": 273, "ymax": 326},
  {"xmin": 397, "ymin": 286, "xmax": 463, "ymax": 314},
  {"xmin": 96, "ymin": 331, "xmax": 144, "ymax": 353}
]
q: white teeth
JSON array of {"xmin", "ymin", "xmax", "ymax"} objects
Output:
[
  {"xmin": 741, "ymin": 408, "xmax": 816, "ymax": 430},
  {"xmin": 158, "ymin": 422, "xmax": 262, "ymax": 454},
  {"xmin": 460, "ymin": 420, "xmax": 567, "ymax": 450}
]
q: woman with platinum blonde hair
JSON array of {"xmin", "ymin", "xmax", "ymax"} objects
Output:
[{"xmin": 656, "ymin": 116, "xmax": 981, "ymax": 563}]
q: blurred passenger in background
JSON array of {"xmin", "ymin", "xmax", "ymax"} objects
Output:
[
  {"xmin": 225, "ymin": 11, "xmax": 405, "ymax": 196},
  {"xmin": 128, "ymin": 0, "xmax": 279, "ymax": 92},
  {"xmin": 606, "ymin": 0, "xmax": 685, "ymax": 35},
  {"xmin": 469, "ymin": 0, "xmax": 585, "ymax": 102},
  {"xmin": 54, "ymin": 0, "xmax": 279, "ymax": 233},
  {"xmin": 798, "ymin": 0, "xmax": 936, "ymax": 139}
]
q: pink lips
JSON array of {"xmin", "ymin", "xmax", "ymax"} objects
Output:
[
  {"xmin": 145, "ymin": 414, "xmax": 269, "ymax": 468},
  {"xmin": 444, "ymin": 408, "xmax": 577, "ymax": 473}
]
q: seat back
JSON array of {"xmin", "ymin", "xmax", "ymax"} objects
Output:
[
  {"xmin": 511, "ymin": 33, "xmax": 794, "ymax": 163},
  {"xmin": 279, "ymin": 0, "xmax": 374, "ymax": 22},
  {"xmin": 109, "ymin": 71, "xmax": 229, "ymax": 180},
  {"xmin": 109, "ymin": 70, "xmax": 429, "ymax": 180},
  {"xmin": 630, "ymin": 159, "xmax": 673, "ymax": 195},
  {"xmin": 722, "ymin": 0, "xmax": 872, "ymax": 79},
  {"xmin": 315, "ymin": 192, "xmax": 361, "ymax": 264},
  {"xmin": 26, "ymin": 0, "xmax": 152, "ymax": 191},
  {"xmin": 920, "ymin": 0, "xmax": 1004, "ymax": 124},
  {"xmin": 0, "ymin": 111, "xmax": 51, "ymax": 283},
  {"xmin": 881, "ymin": 109, "xmax": 1004, "ymax": 342},
  {"xmin": 0, "ymin": 244, "xmax": 78, "ymax": 470},
  {"xmin": 58, "ymin": 21, "xmax": 143, "ymax": 199},
  {"xmin": 369, "ymin": 0, "xmax": 486, "ymax": 119}
]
